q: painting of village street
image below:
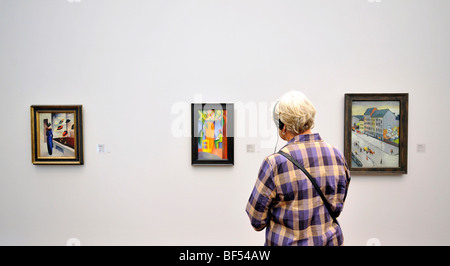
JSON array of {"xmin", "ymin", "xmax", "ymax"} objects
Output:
[{"xmin": 351, "ymin": 101, "xmax": 400, "ymax": 168}]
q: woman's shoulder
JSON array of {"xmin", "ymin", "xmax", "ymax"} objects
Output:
[
  {"xmin": 262, "ymin": 152, "xmax": 288, "ymax": 170},
  {"xmin": 318, "ymin": 140, "xmax": 347, "ymax": 165}
]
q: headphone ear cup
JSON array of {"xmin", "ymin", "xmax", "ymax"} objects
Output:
[{"xmin": 278, "ymin": 119, "xmax": 285, "ymax": 130}]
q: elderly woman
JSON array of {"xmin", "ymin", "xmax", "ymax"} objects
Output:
[{"xmin": 246, "ymin": 91, "xmax": 351, "ymax": 246}]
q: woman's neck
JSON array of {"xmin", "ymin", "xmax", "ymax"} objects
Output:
[{"xmin": 284, "ymin": 129, "xmax": 313, "ymax": 142}]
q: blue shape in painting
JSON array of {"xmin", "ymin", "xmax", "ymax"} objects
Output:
[{"xmin": 47, "ymin": 129, "xmax": 53, "ymax": 155}]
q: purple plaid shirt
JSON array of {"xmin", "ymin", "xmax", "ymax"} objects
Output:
[{"xmin": 246, "ymin": 133, "xmax": 351, "ymax": 246}]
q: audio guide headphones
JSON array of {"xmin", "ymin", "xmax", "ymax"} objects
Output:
[
  {"xmin": 273, "ymin": 100, "xmax": 285, "ymax": 153},
  {"xmin": 273, "ymin": 101, "xmax": 285, "ymax": 131}
]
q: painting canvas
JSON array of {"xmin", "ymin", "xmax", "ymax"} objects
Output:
[
  {"xmin": 191, "ymin": 103, "xmax": 234, "ymax": 165},
  {"xmin": 31, "ymin": 105, "xmax": 83, "ymax": 165},
  {"xmin": 344, "ymin": 94, "xmax": 408, "ymax": 174}
]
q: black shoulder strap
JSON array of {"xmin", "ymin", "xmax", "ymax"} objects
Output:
[{"xmin": 278, "ymin": 150, "xmax": 339, "ymax": 226}]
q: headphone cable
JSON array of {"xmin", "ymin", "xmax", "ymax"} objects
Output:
[{"xmin": 274, "ymin": 129, "xmax": 279, "ymax": 154}]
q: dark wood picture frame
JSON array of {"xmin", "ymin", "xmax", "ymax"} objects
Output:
[
  {"xmin": 344, "ymin": 94, "xmax": 408, "ymax": 175},
  {"xmin": 191, "ymin": 103, "xmax": 234, "ymax": 166},
  {"xmin": 31, "ymin": 105, "xmax": 84, "ymax": 165}
]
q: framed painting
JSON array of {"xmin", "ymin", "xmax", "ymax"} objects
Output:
[
  {"xmin": 191, "ymin": 103, "xmax": 234, "ymax": 165},
  {"xmin": 344, "ymin": 94, "xmax": 408, "ymax": 175},
  {"xmin": 30, "ymin": 105, "xmax": 84, "ymax": 165}
]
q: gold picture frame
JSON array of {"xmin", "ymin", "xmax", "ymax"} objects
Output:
[{"xmin": 30, "ymin": 105, "xmax": 84, "ymax": 165}]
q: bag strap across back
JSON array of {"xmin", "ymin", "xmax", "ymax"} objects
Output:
[{"xmin": 278, "ymin": 150, "xmax": 339, "ymax": 226}]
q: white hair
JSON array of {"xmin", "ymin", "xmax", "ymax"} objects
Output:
[{"xmin": 275, "ymin": 91, "xmax": 316, "ymax": 134}]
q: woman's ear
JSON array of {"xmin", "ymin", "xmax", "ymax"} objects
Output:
[{"xmin": 279, "ymin": 126, "xmax": 287, "ymax": 140}]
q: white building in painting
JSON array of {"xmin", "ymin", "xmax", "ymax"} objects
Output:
[{"xmin": 362, "ymin": 108, "xmax": 399, "ymax": 142}]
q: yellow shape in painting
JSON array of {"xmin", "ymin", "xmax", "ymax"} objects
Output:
[
  {"xmin": 198, "ymin": 111, "xmax": 207, "ymax": 121},
  {"xmin": 202, "ymin": 140, "xmax": 212, "ymax": 153}
]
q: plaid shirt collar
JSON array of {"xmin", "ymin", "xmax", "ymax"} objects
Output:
[{"xmin": 286, "ymin": 133, "xmax": 323, "ymax": 145}]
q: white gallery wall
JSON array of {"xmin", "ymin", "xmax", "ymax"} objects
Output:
[{"xmin": 1, "ymin": 0, "xmax": 449, "ymax": 245}]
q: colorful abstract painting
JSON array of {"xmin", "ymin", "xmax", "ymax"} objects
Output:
[
  {"xmin": 192, "ymin": 103, "xmax": 234, "ymax": 165},
  {"xmin": 197, "ymin": 109, "xmax": 228, "ymax": 160}
]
